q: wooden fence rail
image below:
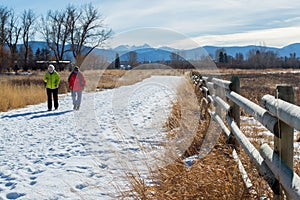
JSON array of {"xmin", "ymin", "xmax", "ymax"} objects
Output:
[
  {"xmin": 190, "ymin": 72, "xmax": 300, "ymax": 199},
  {"xmin": 262, "ymin": 94, "xmax": 300, "ymax": 131}
]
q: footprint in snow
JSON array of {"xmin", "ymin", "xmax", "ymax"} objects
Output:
[
  {"xmin": 76, "ymin": 166, "xmax": 88, "ymax": 170},
  {"xmin": 45, "ymin": 161, "xmax": 54, "ymax": 166},
  {"xmin": 4, "ymin": 182, "xmax": 16, "ymax": 191},
  {"xmin": 6, "ymin": 192, "xmax": 26, "ymax": 199},
  {"xmin": 29, "ymin": 169, "xmax": 45, "ymax": 175},
  {"xmin": 75, "ymin": 183, "xmax": 88, "ymax": 190},
  {"xmin": 29, "ymin": 181, "xmax": 37, "ymax": 185}
]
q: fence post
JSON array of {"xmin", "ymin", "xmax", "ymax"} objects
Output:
[
  {"xmin": 275, "ymin": 85, "xmax": 294, "ymax": 200},
  {"xmin": 215, "ymin": 86, "xmax": 223, "ymax": 118},
  {"xmin": 226, "ymin": 76, "xmax": 241, "ymax": 152},
  {"xmin": 230, "ymin": 76, "xmax": 240, "ymax": 128}
]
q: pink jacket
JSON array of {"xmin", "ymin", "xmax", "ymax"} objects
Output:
[{"xmin": 68, "ymin": 71, "xmax": 86, "ymax": 91}]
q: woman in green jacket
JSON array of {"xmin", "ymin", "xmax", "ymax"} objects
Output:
[{"xmin": 44, "ymin": 64, "xmax": 60, "ymax": 111}]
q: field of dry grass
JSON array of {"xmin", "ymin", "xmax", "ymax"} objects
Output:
[
  {"xmin": 0, "ymin": 72, "xmax": 69, "ymax": 112},
  {"xmin": 215, "ymin": 68, "xmax": 300, "ymax": 106},
  {"xmin": 0, "ymin": 81, "xmax": 46, "ymax": 112}
]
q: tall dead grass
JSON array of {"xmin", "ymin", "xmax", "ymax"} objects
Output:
[
  {"xmin": 0, "ymin": 73, "xmax": 68, "ymax": 112},
  {"xmin": 0, "ymin": 81, "xmax": 46, "ymax": 112}
]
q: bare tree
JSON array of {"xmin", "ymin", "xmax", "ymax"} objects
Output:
[
  {"xmin": 5, "ymin": 9, "xmax": 21, "ymax": 70},
  {"xmin": 69, "ymin": 3, "xmax": 111, "ymax": 66},
  {"xmin": 41, "ymin": 9, "xmax": 72, "ymax": 70},
  {"xmin": 21, "ymin": 9, "xmax": 36, "ymax": 69},
  {"xmin": 0, "ymin": 6, "xmax": 11, "ymax": 45},
  {"xmin": 0, "ymin": 6, "xmax": 11, "ymax": 71},
  {"xmin": 40, "ymin": 4, "xmax": 111, "ymax": 69}
]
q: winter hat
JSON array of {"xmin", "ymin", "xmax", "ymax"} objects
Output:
[{"xmin": 48, "ymin": 64, "xmax": 55, "ymax": 70}]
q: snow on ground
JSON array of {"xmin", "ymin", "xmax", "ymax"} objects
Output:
[
  {"xmin": 240, "ymin": 116, "xmax": 300, "ymax": 160},
  {"xmin": 0, "ymin": 75, "xmax": 184, "ymax": 200}
]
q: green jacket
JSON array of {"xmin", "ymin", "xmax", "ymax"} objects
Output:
[{"xmin": 44, "ymin": 71, "xmax": 60, "ymax": 89}]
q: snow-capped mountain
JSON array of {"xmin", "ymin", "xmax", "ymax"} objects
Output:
[{"xmin": 24, "ymin": 41, "xmax": 300, "ymax": 63}]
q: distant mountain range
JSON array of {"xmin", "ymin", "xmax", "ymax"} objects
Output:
[
  {"xmin": 27, "ymin": 41, "xmax": 300, "ymax": 63},
  {"xmin": 203, "ymin": 43, "xmax": 300, "ymax": 59}
]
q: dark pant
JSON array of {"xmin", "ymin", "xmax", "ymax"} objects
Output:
[{"xmin": 46, "ymin": 88, "xmax": 58, "ymax": 110}]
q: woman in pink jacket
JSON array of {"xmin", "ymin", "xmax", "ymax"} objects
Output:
[{"xmin": 68, "ymin": 66, "xmax": 86, "ymax": 110}]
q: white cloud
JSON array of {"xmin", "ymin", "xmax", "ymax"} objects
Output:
[
  {"xmin": 192, "ymin": 26, "xmax": 300, "ymax": 48},
  {"xmin": 101, "ymin": 0, "xmax": 300, "ymax": 47}
]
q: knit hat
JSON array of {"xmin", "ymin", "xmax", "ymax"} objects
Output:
[{"xmin": 48, "ymin": 64, "xmax": 55, "ymax": 70}]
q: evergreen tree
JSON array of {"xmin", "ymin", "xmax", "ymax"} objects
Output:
[
  {"xmin": 224, "ymin": 53, "xmax": 228, "ymax": 63},
  {"xmin": 115, "ymin": 53, "xmax": 120, "ymax": 69},
  {"xmin": 219, "ymin": 51, "xmax": 224, "ymax": 63},
  {"xmin": 35, "ymin": 48, "xmax": 41, "ymax": 61}
]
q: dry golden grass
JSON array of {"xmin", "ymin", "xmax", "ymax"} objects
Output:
[
  {"xmin": 0, "ymin": 81, "xmax": 46, "ymax": 112},
  {"xmin": 124, "ymin": 136, "xmax": 251, "ymax": 199},
  {"xmin": 0, "ymin": 72, "xmax": 69, "ymax": 112},
  {"xmin": 164, "ymin": 76, "xmax": 205, "ymax": 157}
]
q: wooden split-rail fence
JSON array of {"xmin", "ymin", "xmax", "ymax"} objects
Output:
[{"xmin": 190, "ymin": 71, "xmax": 300, "ymax": 200}]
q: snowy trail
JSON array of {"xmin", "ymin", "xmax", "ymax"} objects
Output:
[{"xmin": 0, "ymin": 75, "xmax": 184, "ymax": 200}]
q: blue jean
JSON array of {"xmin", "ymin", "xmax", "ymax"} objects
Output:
[{"xmin": 71, "ymin": 90, "xmax": 83, "ymax": 106}]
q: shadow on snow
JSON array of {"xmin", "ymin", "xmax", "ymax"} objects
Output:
[
  {"xmin": 1, "ymin": 110, "xmax": 73, "ymax": 119},
  {"xmin": 29, "ymin": 110, "xmax": 73, "ymax": 119}
]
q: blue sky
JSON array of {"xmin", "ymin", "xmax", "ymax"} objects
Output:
[{"xmin": 2, "ymin": 0, "xmax": 300, "ymax": 48}]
